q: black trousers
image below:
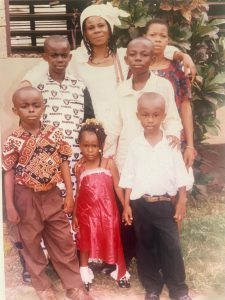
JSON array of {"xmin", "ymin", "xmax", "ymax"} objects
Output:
[{"xmin": 131, "ymin": 198, "xmax": 188, "ymax": 298}]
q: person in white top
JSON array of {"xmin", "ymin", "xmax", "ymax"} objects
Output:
[
  {"xmin": 120, "ymin": 92, "xmax": 193, "ymax": 300},
  {"xmin": 104, "ymin": 37, "xmax": 183, "ymax": 172},
  {"xmin": 20, "ymin": 2, "xmax": 196, "ymax": 131}
]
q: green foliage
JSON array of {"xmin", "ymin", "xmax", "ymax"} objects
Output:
[{"xmin": 182, "ymin": 197, "xmax": 225, "ymax": 292}]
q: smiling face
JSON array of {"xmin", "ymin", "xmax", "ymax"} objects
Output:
[
  {"xmin": 43, "ymin": 39, "xmax": 72, "ymax": 74},
  {"xmin": 12, "ymin": 87, "xmax": 45, "ymax": 126},
  {"xmin": 125, "ymin": 38, "xmax": 153, "ymax": 75},
  {"xmin": 137, "ymin": 93, "xmax": 166, "ymax": 133},
  {"xmin": 145, "ymin": 22, "xmax": 169, "ymax": 55},
  {"xmin": 79, "ymin": 131, "xmax": 100, "ymax": 162},
  {"xmin": 83, "ymin": 16, "xmax": 111, "ymax": 47}
]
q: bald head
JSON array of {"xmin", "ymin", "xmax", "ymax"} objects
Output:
[
  {"xmin": 12, "ymin": 86, "xmax": 43, "ymax": 106},
  {"xmin": 44, "ymin": 35, "xmax": 70, "ymax": 53},
  {"xmin": 137, "ymin": 92, "xmax": 166, "ymax": 113},
  {"xmin": 127, "ymin": 37, "xmax": 154, "ymax": 52}
]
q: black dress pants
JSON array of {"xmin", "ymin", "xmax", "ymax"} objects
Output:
[{"xmin": 131, "ymin": 198, "xmax": 188, "ymax": 299}]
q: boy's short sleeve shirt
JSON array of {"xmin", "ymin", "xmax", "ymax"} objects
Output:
[
  {"xmin": 119, "ymin": 132, "xmax": 194, "ymax": 200},
  {"xmin": 2, "ymin": 124, "xmax": 72, "ymax": 192}
]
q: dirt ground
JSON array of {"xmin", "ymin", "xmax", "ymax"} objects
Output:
[{"xmin": 4, "ymin": 229, "xmax": 206, "ymax": 300}]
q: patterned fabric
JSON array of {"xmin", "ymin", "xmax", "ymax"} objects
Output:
[
  {"xmin": 151, "ymin": 61, "xmax": 191, "ymax": 113},
  {"xmin": 151, "ymin": 61, "xmax": 191, "ymax": 143},
  {"xmin": 37, "ymin": 72, "xmax": 86, "ymax": 180},
  {"xmin": 2, "ymin": 124, "xmax": 72, "ymax": 192},
  {"xmin": 35, "ymin": 72, "xmax": 95, "ymax": 242}
]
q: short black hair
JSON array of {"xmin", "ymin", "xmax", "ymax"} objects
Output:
[
  {"xmin": 44, "ymin": 35, "xmax": 70, "ymax": 53},
  {"xmin": 145, "ymin": 18, "xmax": 169, "ymax": 34},
  {"xmin": 12, "ymin": 86, "xmax": 43, "ymax": 106}
]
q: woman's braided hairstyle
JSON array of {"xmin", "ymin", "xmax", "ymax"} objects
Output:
[
  {"xmin": 82, "ymin": 19, "xmax": 117, "ymax": 60},
  {"xmin": 78, "ymin": 119, "xmax": 107, "ymax": 166}
]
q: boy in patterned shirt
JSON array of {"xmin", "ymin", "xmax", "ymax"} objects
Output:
[
  {"xmin": 2, "ymin": 86, "xmax": 93, "ymax": 300},
  {"xmin": 21, "ymin": 35, "xmax": 95, "ymax": 195},
  {"xmin": 17, "ymin": 35, "xmax": 95, "ymax": 281}
]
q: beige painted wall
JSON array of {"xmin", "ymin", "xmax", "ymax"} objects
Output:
[
  {"xmin": 0, "ymin": 57, "xmax": 225, "ymax": 146},
  {"xmin": 0, "ymin": 57, "xmax": 41, "ymax": 144}
]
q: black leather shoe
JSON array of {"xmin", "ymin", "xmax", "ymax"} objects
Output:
[
  {"xmin": 83, "ymin": 282, "xmax": 91, "ymax": 292},
  {"xmin": 145, "ymin": 292, "xmax": 160, "ymax": 300},
  {"xmin": 118, "ymin": 277, "xmax": 130, "ymax": 288},
  {"xmin": 100, "ymin": 263, "xmax": 116, "ymax": 275}
]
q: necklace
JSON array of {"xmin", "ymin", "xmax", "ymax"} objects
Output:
[{"xmin": 89, "ymin": 50, "xmax": 113, "ymax": 65}]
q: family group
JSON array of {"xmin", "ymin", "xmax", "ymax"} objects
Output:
[{"xmin": 2, "ymin": 2, "xmax": 196, "ymax": 300}]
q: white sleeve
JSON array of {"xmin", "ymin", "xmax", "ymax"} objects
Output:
[
  {"xmin": 164, "ymin": 45, "xmax": 180, "ymax": 60},
  {"xmin": 119, "ymin": 145, "xmax": 136, "ymax": 189},
  {"xmin": 21, "ymin": 60, "xmax": 48, "ymax": 86},
  {"xmin": 173, "ymin": 150, "xmax": 194, "ymax": 190},
  {"xmin": 162, "ymin": 81, "xmax": 183, "ymax": 138},
  {"xmin": 104, "ymin": 90, "xmax": 123, "ymax": 154}
]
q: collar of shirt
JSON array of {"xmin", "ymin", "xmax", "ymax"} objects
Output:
[
  {"xmin": 18, "ymin": 122, "xmax": 47, "ymax": 137},
  {"xmin": 47, "ymin": 71, "xmax": 73, "ymax": 83},
  {"xmin": 119, "ymin": 72, "xmax": 159, "ymax": 96},
  {"xmin": 137, "ymin": 130, "xmax": 168, "ymax": 150}
]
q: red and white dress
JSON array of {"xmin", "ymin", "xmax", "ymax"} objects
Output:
[{"xmin": 75, "ymin": 162, "xmax": 127, "ymax": 280}]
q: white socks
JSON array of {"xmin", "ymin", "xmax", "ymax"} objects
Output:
[
  {"xmin": 80, "ymin": 266, "xmax": 94, "ymax": 284},
  {"xmin": 110, "ymin": 265, "xmax": 131, "ymax": 280}
]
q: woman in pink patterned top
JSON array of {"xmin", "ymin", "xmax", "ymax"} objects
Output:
[{"xmin": 145, "ymin": 18, "xmax": 195, "ymax": 168}]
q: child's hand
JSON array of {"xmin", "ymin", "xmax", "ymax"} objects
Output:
[
  {"xmin": 174, "ymin": 199, "xmax": 187, "ymax": 222},
  {"xmin": 7, "ymin": 205, "xmax": 20, "ymax": 225},
  {"xmin": 72, "ymin": 216, "xmax": 79, "ymax": 232},
  {"xmin": 64, "ymin": 195, "xmax": 74, "ymax": 214},
  {"xmin": 167, "ymin": 135, "xmax": 180, "ymax": 149},
  {"xmin": 183, "ymin": 147, "xmax": 196, "ymax": 168},
  {"xmin": 122, "ymin": 205, "xmax": 133, "ymax": 226}
]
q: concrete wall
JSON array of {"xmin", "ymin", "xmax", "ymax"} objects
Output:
[{"xmin": 0, "ymin": 57, "xmax": 41, "ymax": 144}]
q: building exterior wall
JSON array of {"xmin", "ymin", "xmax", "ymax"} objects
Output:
[
  {"xmin": 0, "ymin": 57, "xmax": 41, "ymax": 144},
  {"xmin": 0, "ymin": 0, "xmax": 8, "ymax": 58}
]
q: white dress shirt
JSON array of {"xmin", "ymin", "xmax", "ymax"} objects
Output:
[
  {"xmin": 104, "ymin": 72, "xmax": 183, "ymax": 172},
  {"xmin": 119, "ymin": 132, "xmax": 194, "ymax": 200}
]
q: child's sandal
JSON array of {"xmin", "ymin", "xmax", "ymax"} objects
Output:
[
  {"xmin": 22, "ymin": 270, "xmax": 32, "ymax": 284},
  {"xmin": 83, "ymin": 282, "xmax": 91, "ymax": 292},
  {"xmin": 118, "ymin": 277, "xmax": 130, "ymax": 288}
]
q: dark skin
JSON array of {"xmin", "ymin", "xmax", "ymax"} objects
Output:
[
  {"xmin": 123, "ymin": 93, "xmax": 187, "ymax": 226},
  {"xmin": 43, "ymin": 39, "xmax": 72, "ymax": 84},
  {"xmin": 146, "ymin": 22, "xmax": 195, "ymax": 167},
  {"xmin": 125, "ymin": 38, "xmax": 180, "ymax": 148},
  {"xmin": 5, "ymin": 87, "xmax": 74, "ymax": 225},
  {"xmin": 72, "ymin": 131, "xmax": 125, "ymax": 267}
]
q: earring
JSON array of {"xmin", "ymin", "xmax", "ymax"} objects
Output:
[{"xmin": 99, "ymin": 149, "xmax": 102, "ymax": 153}]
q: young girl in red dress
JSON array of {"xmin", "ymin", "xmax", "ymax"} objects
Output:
[{"xmin": 72, "ymin": 119, "xmax": 130, "ymax": 290}]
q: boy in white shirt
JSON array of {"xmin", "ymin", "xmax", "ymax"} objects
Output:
[
  {"xmin": 105, "ymin": 37, "xmax": 182, "ymax": 173},
  {"xmin": 120, "ymin": 92, "xmax": 193, "ymax": 300}
]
